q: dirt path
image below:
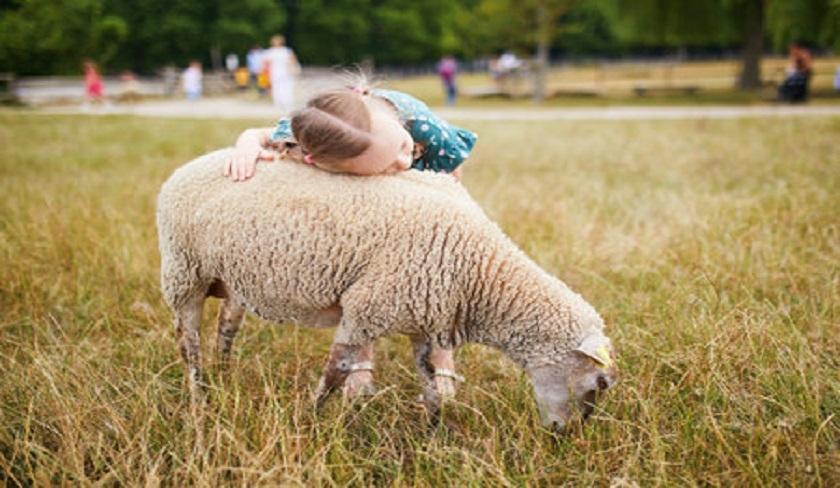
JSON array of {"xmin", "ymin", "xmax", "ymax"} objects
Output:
[{"xmin": 39, "ymin": 97, "xmax": 840, "ymax": 121}]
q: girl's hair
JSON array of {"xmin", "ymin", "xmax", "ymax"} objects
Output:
[{"xmin": 291, "ymin": 87, "xmax": 373, "ymax": 165}]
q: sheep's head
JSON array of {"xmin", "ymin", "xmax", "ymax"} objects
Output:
[{"xmin": 526, "ymin": 331, "xmax": 618, "ymax": 433}]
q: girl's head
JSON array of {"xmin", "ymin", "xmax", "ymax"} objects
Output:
[{"xmin": 291, "ymin": 87, "xmax": 413, "ymax": 175}]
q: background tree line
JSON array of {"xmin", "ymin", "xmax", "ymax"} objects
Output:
[{"xmin": 1, "ymin": 0, "xmax": 838, "ymax": 78}]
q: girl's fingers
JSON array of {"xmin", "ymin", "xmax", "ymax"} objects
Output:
[{"xmin": 223, "ymin": 158, "xmax": 232, "ymax": 176}]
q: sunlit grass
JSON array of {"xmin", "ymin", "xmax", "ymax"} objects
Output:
[{"xmin": 0, "ymin": 113, "xmax": 838, "ymax": 485}]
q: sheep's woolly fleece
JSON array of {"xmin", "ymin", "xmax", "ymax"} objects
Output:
[{"xmin": 157, "ymin": 149, "xmax": 605, "ymax": 367}]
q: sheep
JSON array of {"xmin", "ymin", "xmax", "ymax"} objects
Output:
[{"xmin": 157, "ymin": 148, "xmax": 618, "ymax": 430}]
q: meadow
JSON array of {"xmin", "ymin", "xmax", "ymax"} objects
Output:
[{"xmin": 0, "ymin": 112, "xmax": 838, "ymax": 485}]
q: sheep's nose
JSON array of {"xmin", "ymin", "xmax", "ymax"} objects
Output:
[{"xmin": 581, "ymin": 401, "xmax": 595, "ymax": 421}]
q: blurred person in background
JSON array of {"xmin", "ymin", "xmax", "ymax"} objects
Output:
[
  {"xmin": 118, "ymin": 71, "xmax": 142, "ymax": 103},
  {"xmin": 235, "ymin": 66, "xmax": 251, "ymax": 91},
  {"xmin": 490, "ymin": 51, "xmax": 522, "ymax": 94},
  {"xmin": 263, "ymin": 35, "xmax": 300, "ymax": 110},
  {"xmin": 83, "ymin": 60, "xmax": 104, "ymax": 106},
  {"xmin": 437, "ymin": 55, "xmax": 458, "ymax": 105},
  {"xmin": 247, "ymin": 45, "xmax": 264, "ymax": 93},
  {"xmin": 834, "ymin": 65, "xmax": 840, "ymax": 92},
  {"xmin": 778, "ymin": 41, "xmax": 813, "ymax": 103},
  {"xmin": 226, "ymin": 53, "xmax": 239, "ymax": 73},
  {"xmin": 182, "ymin": 60, "xmax": 203, "ymax": 101}
]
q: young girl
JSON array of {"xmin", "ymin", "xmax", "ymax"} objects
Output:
[{"xmin": 224, "ymin": 85, "xmax": 477, "ymax": 181}]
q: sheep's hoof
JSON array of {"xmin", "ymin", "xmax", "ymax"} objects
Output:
[{"xmin": 342, "ymin": 370, "xmax": 376, "ymax": 398}]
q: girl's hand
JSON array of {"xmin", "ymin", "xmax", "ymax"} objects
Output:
[
  {"xmin": 224, "ymin": 127, "xmax": 276, "ymax": 181},
  {"xmin": 224, "ymin": 147, "xmax": 275, "ymax": 181}
]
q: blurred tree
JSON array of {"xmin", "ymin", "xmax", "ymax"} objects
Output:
[
  {"xmin": 292, "ymin": 0, "xmax": 371, "ymax": 65},
  {"xmin": 0, "ymin": 0, "xmax": 127, "ymax": 75},
  {"xmin": 1, "ymin": 0, "xmax": 839, "ymax": 77},
  {"xmin": 767, "ymin": 0, "xmax": 840, "ymax": 51},
  {"xmin": 615, "ymin": 0, "xmax": 840, "ymax": 90},
  {"xmin": 214, "ymin": 0, "xmax": 286, "ymax": 60},
  {"xmin": 533, "ymin": 0, "xmax": 577, "ymax": 101},
  {"xmin": 447, "ymin": 0, "xmax": 578, "ymax": 101},
  {"xmin": 291, "ymin": 0, "xmax": 451, "ymax": 66},
  {"xmin": 106, "ymin": 0, "xmax": 285, "ymax": 73}
]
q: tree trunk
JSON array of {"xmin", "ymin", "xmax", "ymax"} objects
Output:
[
  {"xmin": 533, "ymin": 37, "xmax": 549, "ymax": 102},
  {"xmin": 737, "ymin": 0, "xmax": 765, "ymax": 90},
  {"xmin": 533, "ymin": 2, "xmax": 550, "ymax": 103}
]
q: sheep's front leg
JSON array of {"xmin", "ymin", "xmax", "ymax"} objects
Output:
[
  {"xmin": 342, "ymin": 343, "xmax": 376, "ymax": 398},
  {"xmin": 175, "ymin": 294, "xmax": 206, "ymax": 408},
  {"xmin": 411, "ymin": 338, "xmax": 462, "ymax": 416},
  {"xmin": 313, "ymin": 342, "xmax": 375, "ymax": 408},
  {"xmin": 216, "ymin": 298, "xmax": 245, "ymax": 367}
]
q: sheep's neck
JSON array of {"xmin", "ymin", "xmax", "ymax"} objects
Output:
[{"xmin": 463, "ymin": 248, "xmax": 572, "ymax": 365}]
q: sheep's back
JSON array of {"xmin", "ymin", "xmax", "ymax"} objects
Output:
[{"xmin": 157, "ymin": 149, "xmax": 502, "ymax": 323}]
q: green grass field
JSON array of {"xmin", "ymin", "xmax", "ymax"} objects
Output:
[{"xmin": 1, "ymin": 112, "xmax": 838, "ymax": 485}]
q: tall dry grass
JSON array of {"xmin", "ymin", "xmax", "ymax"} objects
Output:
[{"xmin": 0, "ymin": 113, "xmax": 838, "ymax": 485}]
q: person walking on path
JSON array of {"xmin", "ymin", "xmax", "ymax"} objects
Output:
[
  {"xmin": 437, "ymin": 55, "xmax": 459, "ymax": 106},
  {"xmin": 182, "ymin": 60, "xmax": 203, "ymax": 101},
  {"xmin": 247, "ymin": 45, "xmax": 264, "ymax": 94},
  {"xmin": 83, "ymin": 60, "xmax": 105, "ymax": 105},
  {"xmin": 263, "ymin": 35, "xmax": 300, "ymax": 110}
]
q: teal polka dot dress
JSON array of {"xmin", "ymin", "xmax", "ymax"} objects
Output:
[{"xmin": 269, "ymin": 89, "xmax": 477, "ymax": 173}]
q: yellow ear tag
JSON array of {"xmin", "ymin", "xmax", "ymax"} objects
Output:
[{"xmin": 595, "ymin": 345, "xmax": 613, "ymax": 368}]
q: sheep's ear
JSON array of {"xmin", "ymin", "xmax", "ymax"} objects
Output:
[{"xmin": 575, "ymin": 333, "xmax": 613, "ymax": 368}]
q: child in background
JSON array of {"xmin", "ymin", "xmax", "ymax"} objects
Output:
[
  {"xmin": 834, "ymin": 66, "xmax": 840, "ymax": 92},
  {"xmin": 181, "ymin": 61, "xmax": 203, "ymax": 101},
  {"xmin": 83, "ymin": 60, "xmax": 104, "ymax": 104},
  {"xmin": 225, "ymin": 84, "xmax": 477, "ymax": 181},
  {"xmin": 234, "ymin": 67, "xmax": 251, "ymax": 91}
]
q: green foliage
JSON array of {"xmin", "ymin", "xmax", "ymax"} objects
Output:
[
  {"xmin": 615, "ymin": 0, "xmax": 739, "ymax": 47},
  {"xmin": 0, "ymin": 0, "xmax": 128, "ymax": 74},
  {"xmin": 1, "ymin": 0, "xmax": 840, "ymax": 75},
  {"xmin": 767, "ymin": 0, "xmax": 840, "ymax": 50}
]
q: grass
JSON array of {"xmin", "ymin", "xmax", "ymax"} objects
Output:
[{"xmin": 1, "ymin": 111, "xmax": 838, "ymax": 485}]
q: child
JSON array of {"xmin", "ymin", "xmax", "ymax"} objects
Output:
[
  {"xmin": 182, "ymin": 61, "xmax": 203, "ymax": 101},
  {"xmin": 225, "ymin": 85, "xmax": 477, "ymax": 181},
  {"xmin": 83, "ymin": 60, "xmax": 104, "ymax": 104}
]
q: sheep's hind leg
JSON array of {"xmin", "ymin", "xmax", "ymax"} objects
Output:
[
  {"xmin": 313, "ymin": 342, "xmax": 375, "ymax": 408},
  {"xmin": 411, "ymin": 338, "xmax": 462, "ymax": 418},
  {"xmin": 216, "ymin": 298, "xmax": 245, "ymax": 367},
  {"xmin": 175, "ymin": 293, "xmax": 207, "ymax": 409}
]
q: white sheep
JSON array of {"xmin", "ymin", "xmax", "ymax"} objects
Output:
[{"xmin": 157, "ymin": 149, "xmax": 618, "ymax": 430}]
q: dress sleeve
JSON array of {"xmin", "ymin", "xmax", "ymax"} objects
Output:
[
  {"xmin": 410, "ymin": 117, "xmax": 477, "ymax": 173},
  {"xmin": 269, "ymin": 118, "xmax": 293, "ymax": 142}
]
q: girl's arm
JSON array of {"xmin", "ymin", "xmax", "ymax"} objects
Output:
[{"xmin": 224, "ymin": 127, "xmax": 275, "ymax": 181}]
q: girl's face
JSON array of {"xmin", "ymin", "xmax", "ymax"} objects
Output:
[{"xmin": 319, "ymin": 99, "xmax": 413, "ymax": 176}]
